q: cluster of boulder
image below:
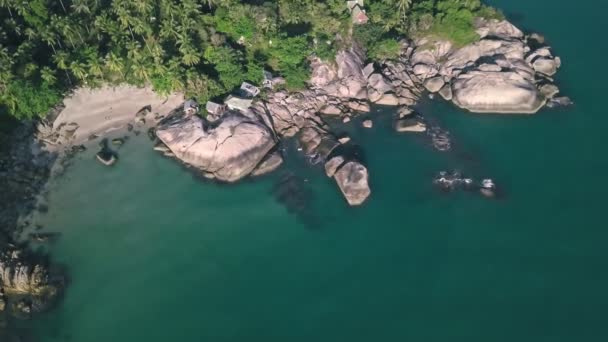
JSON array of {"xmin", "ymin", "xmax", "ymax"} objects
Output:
[
  {"xmin": 153, "ymin": 18, "xmax": 568, "ymax": 206},
  {"xmin": 0, "ymin": 122, "xmax": 62, "ymax": 320},
  {"xmin": 0, "ymin": 247, "xmax": 61, "ymax": 317},
  {"xmin": 412, "ymin": 18, "xmax": 567, "ymax": 113},
  {"xmin": 433, "ymin": 170, "xmax": 498, "ymax": 198}
]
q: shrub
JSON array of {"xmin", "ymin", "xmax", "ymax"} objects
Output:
[
  {"xmin": 1, "ymin": 80, "xmax": 61, "ymax": 119},
  {"xmin": 369, "ymin": 39, "xmax": 401, "ymax": 61}
]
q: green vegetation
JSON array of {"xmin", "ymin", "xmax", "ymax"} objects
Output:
[
  {"xmin": 407, "ymin": 0, "xmax": 505, "ymax": 46},
  {"xmin": 0, "ymin": 0, "xmax": 502, "ymax": 119}
]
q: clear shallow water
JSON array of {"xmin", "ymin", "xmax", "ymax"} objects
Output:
[{"xmin": 23, "ymin": 0, "xmax": 608, "ymax": 340}]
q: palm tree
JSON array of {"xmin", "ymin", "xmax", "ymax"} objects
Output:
[
  {"xmin": 131, "ymin": 60, "xmax": 150, "ymax": 83},
  {"xmin": 104, "ymin": 52, "xmax": 125, "ymax": 78},
  {"xmin": 0, "ymin": 0, "xmax": 14, "ymax": 18},
  {"xmin": 24, "ymin": 28, "xmax": 37, "ymax": 41},
  {"xmin": 180, "ymin": 46, "xmax": 201, "ymax": 66},
  {"xmin": 71, "ymin": 0, "xmax": 91, "ymax": 15},
  {"xmin": 70, "ymin": 60, "xmax": 88, "ymax": 80},
  {"xmin": 53, "ymin": 51, "xmax": 70, "ymax": 69},
  {"xmin": 40, "ymin": 67, "xmax": 57, "ymax": 85},
  {"xmin": 394, "ymin": 0, "xmax": 412, "ymax": 20},
  {"xmin": 53, "ymin": 51, "xmax": 73, "ymax": 85},
  {"xmin": 126, "ymin": 41, "xmax": 142, "ymax": 60},
  {"xmin": 85, "ymin": 48, "xmax": 104, "ymax": 78},
  {"xmin": 40, "ymin": 31, "xmax": 58, "ymax": 54}
]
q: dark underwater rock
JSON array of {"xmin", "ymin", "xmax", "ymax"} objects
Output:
[{"xmin": 96, "ymin": 139, "xmax": 118, "ymax": 166}]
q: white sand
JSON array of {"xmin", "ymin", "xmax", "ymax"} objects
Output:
[{"xmin": 52, "ymin": 85, "xmax": 184, "ymax": 144}]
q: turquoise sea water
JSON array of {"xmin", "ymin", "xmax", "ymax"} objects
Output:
[{"xmin": 21, "ymin": 0, "xmax": 608, "ymax": 340}]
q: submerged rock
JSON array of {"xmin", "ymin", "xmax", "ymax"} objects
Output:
[
  {"xmin": 395, "ymin": 117, "xmax": 426, "ymax": 133},
  {"xmin": 433, "ymin": 171, "xmax": 499, "ymax": 198},
  {"xmin": 546, "ymin": 96, "xmax": 574, "ymax": 108},
  {"xmin": 271, "ymin": 173, "xmax": 315, "ymax": 226},
  {"xmin": 111, "ymin": 138, "xmax": 125, "ymax": 146},
  {"xmin": 96, "ymin": 139, "xmax": 117, "ymax": 166},
  {"xmin": 251, "ymin": 151, "xmax": 284, "ymax": 177}
]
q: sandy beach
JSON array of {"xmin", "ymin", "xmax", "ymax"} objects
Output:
[{"xmin": 49, "ymin": 85, "xmax": 184, "ymax": 146}]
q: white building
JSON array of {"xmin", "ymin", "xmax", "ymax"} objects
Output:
[
  {"xmin": 240, "ymin": 82, "xmax": 261, "ymax": 97},
  {"xmin": 347, "ymin": 0, "xmax": 368, "ymax": 25},
  {"xmin": 183, "ymin": 99, "xmax": 199, "ymax": 116},
  {"xmin": 225, "ymin": 95, "xmax": 253, "ymax": 112},
  {"xmin": 205, "ymin": 101, "xmax": 226, "ymax": 116}
]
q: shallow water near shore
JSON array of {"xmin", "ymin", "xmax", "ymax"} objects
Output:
[{"xmin": 22, "ymin": 0, "xmax": 608, "ymax": 340}]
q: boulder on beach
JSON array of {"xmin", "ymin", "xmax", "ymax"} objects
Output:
[{"xmin": 156, "ymin": 112, "xmax": 277, "ymax": 182}]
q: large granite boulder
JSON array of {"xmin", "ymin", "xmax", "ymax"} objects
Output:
[
  {"xmin": 156, "ymin": 112, "xmax": 277, "ymax": 182},
  {"xmin": 440, "ymin": 39, "xmax": 525, "ymax": 78},
  {"xmin": 309, "ymin": 46, "xmax": 368, "ymax": 99},
  {"xmin": 532, "ymin": 57, "xmax": 559, "ymax": 76},
  {"xmin": 451, "ymin": 71, "xmax": 546, "ymax": 113},
  {"xmin": 309, "ymin": 58, "xmax": 338, "ymax": 87},
  {"xmin": 298, "ymin": 125, "xmax": 340, "ymax": 159},
  {"xmin": 333, "ymin": 161, "xmax": 371, "ymax": 206},
  {"xmin": 475, "ymin": 18, "xmax": 524, "ymax": 40},
  {"xmin": 251, "ymin": 151, "xmax": 284, "ymax": 177}
]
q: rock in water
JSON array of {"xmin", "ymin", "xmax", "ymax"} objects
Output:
[
  {"xmin": 395, "ymin": 117, "xmax": 426, "ymax": 133},
  {"xmin": 546, "ymin": 96, "xmax": 574, "ymax": 108},
  {"xmin": 451, "ymin": 72, "xmax": 546, "ymax": 113},
  {"xmin": 333, "ymin": 161, "xmax": 371, "ymax": 206},
  {"xmin": 0, "ymin": 248, "xmax": 61, "ymax": 314},
  {"xmin": 251, "ymin": 151, "xmax": 284, "ymax": 177},
  {"xmin": 325, "ymin": 156, "xmax": 346, "ymax": 178},
  {"xmin": 111, "ymin": 138, "xmax": 125, "ymax": 146},
  {"xmin": 96, "ymin": 139, "xmax": 117, "ymax": 166},
  {"xmin": 156, "ymin": 112, "xmax": 277, "ymax": 182}
]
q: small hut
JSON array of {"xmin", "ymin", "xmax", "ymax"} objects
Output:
[
  {"xmin": 205, "ymin": 101, "xmax": 226, "ymax": 116},
  {"xmin": 347, "ymin": 0, "xmax": 368, "ymax": 25},
  {"xmin": 240, "ymin": 82, "xmax": 261, "ymax": 98},
  {"xmin": 262, "ymin": 70, "xmax": 286, "ymax": 89},
  {"xmin": 183, "ymin": 99, "xmax": 199, "ymax": 116},
  {"xmin": 346, "ymin": 0, "xmax": 364, "ymax": 11},
  {"xmin": 263, "ymin": 70, "xmax": 274, "ymax": 89}
]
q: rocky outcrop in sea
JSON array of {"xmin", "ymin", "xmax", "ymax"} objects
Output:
[
  {"xmin": 0, "ymin": 120, "xmax": 63, "ymax": 321},
  {"xmin": 152, "ymin": 18, "xmax": 567, "ymax": 206}
]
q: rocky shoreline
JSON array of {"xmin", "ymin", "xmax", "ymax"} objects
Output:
[
  {"xmin": 152, "ymin": 18, "xmax": 569, "ymax": 206},
  {"xmin": 0, "ymin": 120, "xmax": 64, "ymax": 328}
]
